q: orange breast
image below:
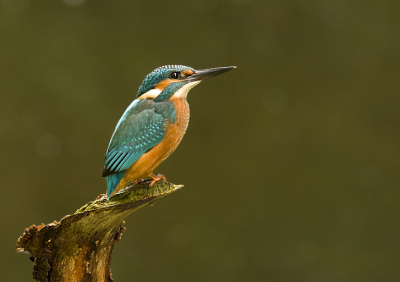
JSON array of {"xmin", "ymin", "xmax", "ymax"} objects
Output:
[{"xmin": 113, "ymin": 98, "xmax": 190, "ymax": 194}]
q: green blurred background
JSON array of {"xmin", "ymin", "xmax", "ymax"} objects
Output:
[{"xmin": 1, "ymin": 0, "xmax": 399, "ymax": 281}]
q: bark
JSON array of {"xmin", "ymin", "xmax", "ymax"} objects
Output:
[{"xmin": 16, "ymin": 179, "xmax": 182, "ymax": 282}]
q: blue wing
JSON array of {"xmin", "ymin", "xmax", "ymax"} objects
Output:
[{"xmin": 102, "ymin": 99, "xmax": 167, "ymax": 177}]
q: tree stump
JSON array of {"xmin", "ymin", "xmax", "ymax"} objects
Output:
[{"xmin": 16, "ymin": 179, "xmax": 182, "ymax": 282}]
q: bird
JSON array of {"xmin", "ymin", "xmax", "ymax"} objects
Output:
[{"xmin": 102, "ymin": 65, "xmax": 236, "ymax": 198}]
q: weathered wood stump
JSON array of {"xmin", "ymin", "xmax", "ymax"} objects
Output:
[{"xmin": 16, "ymin": 179, "xmax": 182, "ymax": 282}]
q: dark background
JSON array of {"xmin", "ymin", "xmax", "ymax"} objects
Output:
[{"xmin": 1, "ymin": 0, "xmax": 400, "ymax": 281}]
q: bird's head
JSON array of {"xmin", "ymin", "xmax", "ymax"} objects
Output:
[{"xmin": 136, "ymin": 65, "xmax": 235, "ymax": 102}]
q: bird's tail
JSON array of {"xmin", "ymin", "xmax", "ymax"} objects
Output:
[{"xmin": 106, "ymin": 171, "xmax": 125, "ymax": 198}]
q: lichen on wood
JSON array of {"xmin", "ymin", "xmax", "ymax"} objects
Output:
[{"xmin": 16, "ymin": 179, "xmax": 182, "ymax": 282}]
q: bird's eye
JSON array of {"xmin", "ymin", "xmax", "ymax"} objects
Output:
[{"xmin": 170, "ymin": 72, "xmax": 180, "ymax": 79}]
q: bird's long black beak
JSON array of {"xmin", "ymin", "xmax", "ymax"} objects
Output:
[{"xmin": 187, "ymin": 66, "xmax": 236, "ymax": 82}]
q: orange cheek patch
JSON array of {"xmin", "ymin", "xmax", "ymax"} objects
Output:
[
  {"xmin": 155, "ymin": 79, "xmax": 180, "ymax": 91},
  {"xmin": 182, "ymin": 69, "xmax": 193, "ymax": 76}
]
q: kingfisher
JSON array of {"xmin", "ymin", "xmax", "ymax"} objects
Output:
[{"xmin": 102, "ymin": 65, "xmax": 235, "ymax": 198}]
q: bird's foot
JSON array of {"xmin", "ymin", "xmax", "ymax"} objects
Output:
[
  {"xmin": 132, "ymin": 178, "xmax": 145, "ymax": 186},
  {"xmin": 149, "ymin": 173, "xmax": 167, "ymax": 187}
]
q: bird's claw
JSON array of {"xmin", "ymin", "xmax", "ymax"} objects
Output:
[
  {"xmin": 132, "ymin": 178, "xmax": 145, "ymax": 186},
  {"xmin": 149, "ymin": 173, "xmax": 167, "ymax": 187}
]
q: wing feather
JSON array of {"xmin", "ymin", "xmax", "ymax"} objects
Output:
[{"xmin": 102, "ymin": 99, "xmax": 167, "ymax": 177}]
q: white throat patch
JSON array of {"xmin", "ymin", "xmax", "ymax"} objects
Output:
[{"xmin": 172, "ymin": 81, "xmax": 201, "ymax": 99}]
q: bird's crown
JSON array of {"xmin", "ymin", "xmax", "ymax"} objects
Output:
[{"xmin": 136, "ymin": 65, "xmax": 195, "ymax": 99}]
